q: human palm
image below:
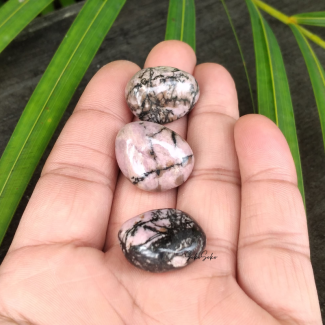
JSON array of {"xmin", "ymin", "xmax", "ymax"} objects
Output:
[{"xmin": 0, "ymin": 41, "xmax": 321, "ymax": 324}]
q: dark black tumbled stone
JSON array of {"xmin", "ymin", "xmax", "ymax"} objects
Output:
[{"xmin": 118, "ymin": 209, "xmax": 206, "ymax": 273}]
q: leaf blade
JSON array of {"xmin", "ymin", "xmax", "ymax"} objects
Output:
[
  {"xmin": 0, "ymin": 0, "xmax": 54, "ymax": 53},
  {"xmin": 246, "ymin": 0, "xmax": 305, "ymax": 202},
  {"xmin": 292, "ymin": 12, "xmax": 325, "ymax": 27},
  {"xmin": 0, "ymin": 0, "xmax": 126, "ymax": 244},
  {"xmin": 290, "ymin": 24, "xmax": 325, "ymax": 150},
  {"xmin": 220, "ymin": 0, "xmax": 256, "ymax": 113},
  {"xmin": 165, "ymin": 0, "xmax": 196, "ymax": 51},
  {"xmin": 41, "ymin": 2, "xmax": 55, "ymax": 15},
  {"xmin": 246, "ymin": 0, "xmax": 275, "ymax": 121}
]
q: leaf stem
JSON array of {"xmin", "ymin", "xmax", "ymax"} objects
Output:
[
  {"xmin": 251, "ymin": 0, "xmax": 290, "ymax": 24},
  {"xmin": 252, "ymin": 0, "xmax": 325, "ymax": 50}
]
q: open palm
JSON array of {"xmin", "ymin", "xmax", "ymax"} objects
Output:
[{"xmin": 0, "ymin": 41, "xmax": 321, "ymax": 325}]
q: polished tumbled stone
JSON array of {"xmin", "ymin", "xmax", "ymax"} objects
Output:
[
  {"xmin": 118, "ymin": 209, "xmax": 206, "ymax": 273},
  {"xmin": 125, "ymin": 66, "xmax": 200, "ymax": 124},
  {"xmin": 115, "ymin": 121, "xmax": 194, "ymax": 191}
]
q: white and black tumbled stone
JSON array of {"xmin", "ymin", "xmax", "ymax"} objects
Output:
[
  {"xmin": 125, "ymin": 66, "xmax": 200, "ymax": 124},
  {"xmin": 118, "ymin": 209, "xmax": 206, "ymax": 273}
]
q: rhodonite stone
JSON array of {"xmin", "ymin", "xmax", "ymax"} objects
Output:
[
  {"xmin": 118, "ymin": 209, "xmax": 206, "ymax": 273},
  {"xmin": 125, "ymin": 66, "xmax": 200, "ymax": 124},
  {"xmin": 115, "ymin": 121, "xmax": 194, "ymax": 191}
]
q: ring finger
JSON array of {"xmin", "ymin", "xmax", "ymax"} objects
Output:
[{"xmin": 176, "ymin": 63, "xmax": 241, "ymax": 278}]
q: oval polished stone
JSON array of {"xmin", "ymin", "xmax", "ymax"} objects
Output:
[
  {"xmin": 118, "ymin": 209, "xmax": 206, "ymax": 273},
  {"xmin": 115, "ymin": 121, "xmax": 194, "ymax": 191},
  {"xmin": 125, "ymin": 66, "xmax": 200, "ymax": 124}
]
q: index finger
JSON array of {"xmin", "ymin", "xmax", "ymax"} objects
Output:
[{"xmin": 9, "ymin": 60, "xmax": 140, "ymax": 252}]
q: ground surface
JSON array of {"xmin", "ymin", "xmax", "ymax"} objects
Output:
[{"xmin": 0, "ymin": 0, "xmax": 324, "ymax": 321}]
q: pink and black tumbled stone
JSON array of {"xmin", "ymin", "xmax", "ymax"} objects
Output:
[
  {"xmin": 118, "ymin": 209, "xmax": 206, "ymax": 273},
  {"xmin": 125, "ymin": 66, "xmax": 200, "ymax": 124},
  {"xmin": 115, "ymin": 121, "xmax": 194, "ymax": 191}
]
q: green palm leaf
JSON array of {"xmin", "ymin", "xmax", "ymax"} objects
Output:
[
  {"xmin": 165, "ymin": 0, "xmax": 196, "ymax": 51},
  {"xmin": 0, "ymin": 0, "xmax": 126, "ymax": 244},
  {"xmin": 292, "ymin": 12, "xmax": 325, "ymax": 27},
  {"xmin": 42, "ymin": 3, "xmax": 55, "ymax": 15},
  {"xmin": 246, "ymin": 0, "xmax": 305, "ymax": 202},
  {"xmin": 252, "ymin": 0, "xmax": 325, "ymax": 50},
  {"xmin": 220, "ymin": 0, "xmax": 255, "ymax": 113},
  {"xmin": 0, "ymin": 0, "xmax": 54, "ymax": 53},
  {"xmin": 290, "ymin": 24, "xmax": 325, "ymax": 152}
]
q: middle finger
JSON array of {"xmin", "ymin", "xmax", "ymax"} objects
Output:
[{"xmin": 105, "ymin": 40, "xmax": 197, "ymax": 250}]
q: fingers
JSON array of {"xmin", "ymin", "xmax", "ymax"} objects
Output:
[
  {"xmin": 9, "ymin": 61, "xmax": 139, "ymax": 251},
  {"xmin": 105, "ymin": 40, "xmax": 197, "ymax": 250},
  {"xmin": 236, "ymin": 115, "xmax": 322, "ymax": 323},
  {"xmin": 176, "ymin": 63, "xmax": 241, "ymax": 278}
]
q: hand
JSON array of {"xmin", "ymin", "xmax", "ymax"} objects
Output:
[{"xmin": 0, "ymin": 41, "xmax": 321, "ymax": 325}]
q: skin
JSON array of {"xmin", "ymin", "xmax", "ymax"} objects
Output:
[{"xmin": 0, "ymin": 40, "xmax": 322, "ymax": 325}]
